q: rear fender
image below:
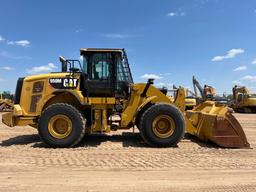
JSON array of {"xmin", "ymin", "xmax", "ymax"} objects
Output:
[
  {"xmin": 37, "ymin": 90, "xmax": 84, "ymax": 113},
  {"xmin": 134, "ymin": 96, "xmax": 156, "ymax": 127}
]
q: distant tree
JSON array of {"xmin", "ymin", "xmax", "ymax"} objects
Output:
[{"xmin": 1, "ymin": 91, "xmax": 14, "ymax": 100}]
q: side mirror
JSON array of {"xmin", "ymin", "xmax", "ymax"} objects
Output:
[{"xmin": 59, "ymin": 56, "xmax": 67, "ymax": 72}]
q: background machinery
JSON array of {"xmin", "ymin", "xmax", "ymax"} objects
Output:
[
  {"xmin": 0, "ymin": 93, "xmax": 13, "ymax": 112},
  {"xmin": 2, "ymin": 48, "xmax": 250, "ymax": 148},
  {"xmin": 192, "ymin": 76, "xmax": 229, "ymax": 105},
  {"xmin": 231, "ymin": 85, "xmax": 256, "ymax": 113},
  {"xmin": 173, "ymin": 85, "xmax": 196, "ymax": 110}
]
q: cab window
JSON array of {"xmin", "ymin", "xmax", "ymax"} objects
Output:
[{"xmin": 90, "ymin": 53, "xmax": 111, "ymax": 80}]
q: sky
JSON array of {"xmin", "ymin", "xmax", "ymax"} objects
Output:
[{"xmin": 0, "ymin": 0, "xmax": 256, "ymax": 95}]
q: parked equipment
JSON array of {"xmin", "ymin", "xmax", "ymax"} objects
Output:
[
  {"xmin": 193, "ymin": 76, "xmax": 216, "ymax": 101},
  {"xmin": 0, "ymin": 94, "xmax": 13, "ymax": 112},
  {"xmin": 231, "ymin": 85, "xmax": 256, "ymax": 113},
  {"xmin": 192, "ymin": 76, "xmax": 229, "ymax": 105},
  {"xmin": 2, "ymin": 48, "xmax": 250, "ymax": 148},
  {"xmin": 173, "ymin": 85, "xmax": 196, "ymax": 110}
]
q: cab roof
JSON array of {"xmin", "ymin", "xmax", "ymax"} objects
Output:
[{"xmin": 80, "ymin": 48, "xmax": 123, "ymax": 55}]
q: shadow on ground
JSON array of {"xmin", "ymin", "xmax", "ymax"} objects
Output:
[
  {"xmin": 0, "ymin": 132, "xmax": 218, "ymax": 149},
  {"xmin": 0, "ymin": 134, "xmax": 41, "ymax": 146},
  {"xmin": 0, "ymin": 132, "xmax": 151, "ymax": 148}
]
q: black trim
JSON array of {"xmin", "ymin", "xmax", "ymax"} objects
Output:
[
  {"xmin": 14, "ymin": 77, "xmax": 24, "ymax": 104},
  {"xmin": 141, "ymin": 79, "xmax": 154, "ymax": 97}
]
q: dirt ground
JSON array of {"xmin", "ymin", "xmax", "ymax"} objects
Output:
[{"xmin": 0, "ymin": 113, "xmax": 256, "ymax": 192}]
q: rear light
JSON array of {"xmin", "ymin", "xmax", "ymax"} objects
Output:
[{"xmin": 33, "ymin": 81, "xmax": 44, "ymax": 93}]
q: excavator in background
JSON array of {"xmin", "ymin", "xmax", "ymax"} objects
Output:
[
  {"xmin": 192, "ymin": 76, "xmax": 228, "ymax": 105},
  {"xmin": 1, "ymin": 48, "xmax": 250, "ymax": 148},
  {"xmin": 231, "ymin": 85, "xmax": 256, "ymax": 113},
  {"xmin": 193, "ymin": 76, "xmax": 216, "ymax": 102},
  {"xmin": 0, "ymin": 94, "xmax": 13, "ymax": 112}
]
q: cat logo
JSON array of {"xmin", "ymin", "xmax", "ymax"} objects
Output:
[
  {"xmin": 63, "ymin": 78, "xmax": 78, "ymax": 88},
  {"xmin": 49, "ymin": 78, "xmax": 79, "ymax": 89}
]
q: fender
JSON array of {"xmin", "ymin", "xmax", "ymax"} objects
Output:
[
  {"xmin": 37, "ymin": 90, "xmax": 85, "ymax": 113},
  {"xmin": 137, "ymin": 96, "xmax": 157, "ymax": 113}
]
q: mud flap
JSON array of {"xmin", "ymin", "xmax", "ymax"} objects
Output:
[{"xmin": 186, "ymin": 101, "xmax": 250, "ymax": 148}]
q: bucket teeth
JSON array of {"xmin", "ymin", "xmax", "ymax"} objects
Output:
[{"xmin": 185, "ymin": 101, "xmax": 250, "ymax": 148}]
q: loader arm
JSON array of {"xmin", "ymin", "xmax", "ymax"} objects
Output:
[{"xmin": 121, "ymin": 83, "xmax": 173, "ymax": 127}]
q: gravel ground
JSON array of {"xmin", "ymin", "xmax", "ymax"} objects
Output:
[{"xmin": 0, "ymin": 113, "xmax": 255, "ymax": 191}]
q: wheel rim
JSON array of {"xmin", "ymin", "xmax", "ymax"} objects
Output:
[
  {"xmin": 48, "ymin": 114, "xmax": 72, "ymax": 139},
  {"xmin": 152, "ymin": 115, "xmax": 175, "ymax": 138}
]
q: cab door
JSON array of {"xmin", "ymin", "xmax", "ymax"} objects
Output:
[{"xmin": 85, "ymin": 52, "xmax": 115, "ymax": 97}]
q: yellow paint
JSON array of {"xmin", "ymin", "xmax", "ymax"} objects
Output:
[
  {"xmin": 232, "ymin": 85, "xmax": 256, "ymax": 112},
  {"xmin": 2, "ymin": 65, "xmax": 247, "ymax": 148},
  {"xmin": 48, "ymin": 114, "xmax": 72, "ymax": 139}
]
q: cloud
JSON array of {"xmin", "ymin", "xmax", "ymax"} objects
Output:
[
  {"xmin": 1, "ymin": 66, "xmax": 13, "ymax": 70},
  {"xmin": 140, "ymin": 73, "xmax": 163, "ymax": 80},
  {"xmin": 241, "ymin": 75, "xmax": 256, "ymax": 82},
  {"xmin": 233, "ymin": 66, "xmax": 247, "ymax": 71},
  {"xmin": 26, "ymin": 63, "xmax": 57, "ymax": 74},
  {"xmin": 155, "ymin": 82, "xmax": 173, "ymax": 88},
  {"xmin": 7, "ymin": 40, "xmax": 30, "ymax": 47},
  {"xmin": 75, "ymin": 29, "xmax": 83, "ymax": 33},
  {"xmin": 212, "ymin": 48, "xmax": 244, "ymax": 61},
  {"xmin": 0, "ymin": 35, "xmax": 31, "ymax": 47},
  {"xmin": 101, "ymin": 33, "xmax": 136, "ymax": 39},
  {"xmin": 167, "ymin": 11, "xmax": 186, "ymax": 17},
  {"xmin": 158, "ymin": 72, "xmax": 171, "ymax": 76},
  {"xmin": 167, "ymin": 12, "xmax": 176, "ymax": 17},
  {"xmin": 0, "ymin": 35, "xmax": 5, "ymax": 42},
  {"xmin": 232, "ymin": 80, "xmax": 243, "ymax": 85},
  {"xmin": 251, "ymin": 58, "xmax": 256, "ymax": 65}
]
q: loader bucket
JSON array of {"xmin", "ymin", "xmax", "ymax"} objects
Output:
[{"xmin": 185, "ymin": 101, "xmax": 250, "ymax": 148}]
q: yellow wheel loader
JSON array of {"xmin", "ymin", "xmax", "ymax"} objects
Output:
[
  {"xmin": 231, "ymin": 85, "xmax": 256, "ymax": 113},
  {"xmin": 2, "ymin": 48, "xmax": 250, "ymax": 148}
]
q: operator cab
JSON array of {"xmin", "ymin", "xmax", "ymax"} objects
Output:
[{"xmin": 60, "ymin": 48, "xmax": 133, "ymax": 98}]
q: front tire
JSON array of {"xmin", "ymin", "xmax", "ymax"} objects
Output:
[
  {"xmin": 139, "ymin": 103, "xmax": 185, "ymax": 147},
  {"xmin": 38, "ymin": 103, "xmax": 86, "ymax": 148}
]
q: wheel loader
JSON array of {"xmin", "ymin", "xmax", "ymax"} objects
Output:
[
  {"xmin": 231, "ymin": 85, "xmax": 256, "ymax": 113},
  {"xmin": 2, "ymin": 48, "xmax": 250, "ymax": 148}
]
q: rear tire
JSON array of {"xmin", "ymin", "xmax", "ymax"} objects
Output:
[
  {"xmin": 139, "ymin": 103, "xmax": 185, "ymax": 147},
  {"xmin": 38, "ymin": 103, "xmax": 86, "ymax": 148}
]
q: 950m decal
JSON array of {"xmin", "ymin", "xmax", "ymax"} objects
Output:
[{"xmin": 49, "ymin": 78, "xmax": 79, "ymax": 89}]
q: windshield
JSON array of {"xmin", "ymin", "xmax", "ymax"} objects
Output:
[
  {"xmin": 81, "ymin": 51, "xmax": 133, "ymax": 84},
  {"xmin": 82, "ymin": 53, "xmax": 112, "ymax": 80}
]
